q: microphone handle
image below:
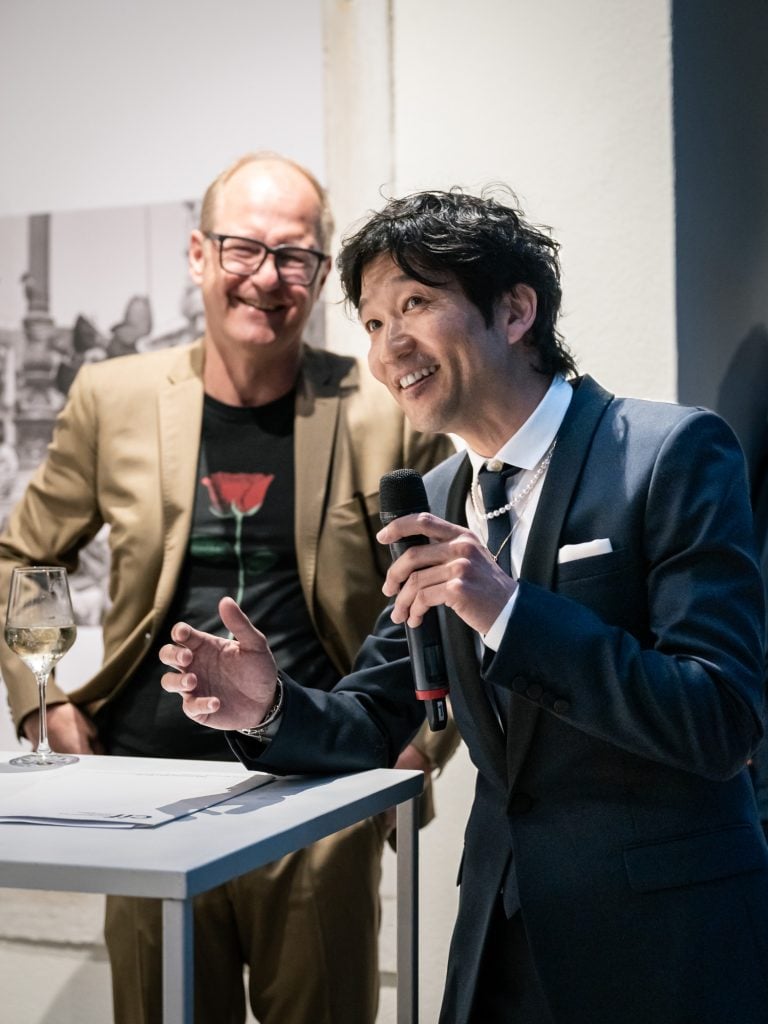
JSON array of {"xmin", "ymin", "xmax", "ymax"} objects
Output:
[{"xmin": 389, "ymin": 535, "xmax": 449, "ymax": 732}]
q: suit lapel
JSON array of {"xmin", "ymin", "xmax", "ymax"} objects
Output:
[
  {"xmin": 505, "ymin": 375, "xmax": 614, "ymax": 786},
  {"xmin": 294, "ymin": 347, "xmax": 347, "ymax": 611},
  {"xmin": 155, "ymin": 342, "xmax": 205, "ymax": 615},
  {"xmin": 520, "ymin": 375, "xmax": 614, "ymax": 586}
]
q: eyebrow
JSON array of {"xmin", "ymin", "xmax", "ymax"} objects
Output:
[{"xmin": 358, "ymin": 272, "xmax": 413, "ymax": 315}]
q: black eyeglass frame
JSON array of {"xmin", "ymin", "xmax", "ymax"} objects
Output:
[{"xmin": 204, "ymin": 231, "xmax": 328, "ymax": 287}]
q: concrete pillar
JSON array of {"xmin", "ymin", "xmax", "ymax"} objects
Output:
[{"xmin": 322, "ymin": 0, "xmax": 396, "ymax": 356}]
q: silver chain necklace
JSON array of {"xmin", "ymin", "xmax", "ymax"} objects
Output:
[{"xmin": 470, "ymin": 439, "xmax": 557, "ymax": 522}]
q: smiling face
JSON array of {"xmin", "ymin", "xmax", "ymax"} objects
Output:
[
  {"xmin": 189, "ymin": 160, "xmax": 329, "ymax": 370},
  {"xmin": 359, "ymin": 254, "xmax": 541, "ymax": 452}
]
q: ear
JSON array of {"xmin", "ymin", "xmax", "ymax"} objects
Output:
[
  {"xmin": 188, "ymin": 229, "xmax": 205, "ymax": 285},
  {"xmin": 315, "ymin": 256, "xmax": 332, "ymax": 295},
  {"xmin": 503, "ymin": 283, "xmax": 537, "ymax": 344}
]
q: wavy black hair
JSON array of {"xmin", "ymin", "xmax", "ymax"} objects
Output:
[{"xmin": 337, "ymin": 186, "xmax": 576, "ymax": 377}]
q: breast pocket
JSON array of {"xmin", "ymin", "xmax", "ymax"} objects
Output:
[
  {"xmin": 555, "ymin": 548, "xmax": 641, "ymax": 630},
  {"xmin": 555, "ymin": 547, "xmax": 630, "ymax": 584}
]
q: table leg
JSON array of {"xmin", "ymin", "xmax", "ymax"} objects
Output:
[
  {"xmin": 162, "ymin": 897, "xmax": 194, "ymax": 1023},
  {"xmin": 396, "ymin": 795, "xmax": 419, "ymax": 1024}
]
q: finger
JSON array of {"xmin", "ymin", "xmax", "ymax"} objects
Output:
[
  {"xmin": 382, "ymin": 541, "xmax": 457, "ymax": 597},
  {"xmin": 219, "ymin": 597, "xmax": 269, "ymax": 652},
  {"xmin": 389, "ymin": 563, "xmax": 454, "ymax": 624},
  {"xmin": 183, "ymin": 694, "xmax": 220, "ymax": 720},
  {"xmin": 160, "ymin": 669, "xmax": 198, "ymax": 694},
  {"xmin": 168, "ymin": 619, "xmax": 208, "ymax": 649},
  {"xmin": 377, "ymin": 512, "xmax": 465, "ymax": 547},
  {"xmin": 383, "ymin": 535, "xmax": 484, "ymax": 597},
  {"xmin": 158, "ymin": 642, "xmax": 193, "ymax": 669},
  {"xmin": 391, "ymin": 576, "xmax": 460, "ymax": 628},
  {"xmin": 391, "ymin": 556, "xmax": 515, "ymax": 632},
  {"xmin": 406, "ymin": 581, "xmax": 451, "ymax": 627},
  {"xmin": 383, "ymin": 530, "xmax": 489, "ymax": 597}
]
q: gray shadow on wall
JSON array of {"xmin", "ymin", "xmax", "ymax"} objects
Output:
[{"xmin": 715, "ymin": 324, "xmax": 768, "ymax": 489}]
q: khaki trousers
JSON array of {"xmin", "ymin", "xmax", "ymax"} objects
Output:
[{"xmin": 105, "ymin": 817, "xmax": 386, "ymax": 1024}]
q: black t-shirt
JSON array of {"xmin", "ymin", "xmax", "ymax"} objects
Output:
[{"xmin": 97, "ymin": 391, "xmax": 339, "ymax": 759}]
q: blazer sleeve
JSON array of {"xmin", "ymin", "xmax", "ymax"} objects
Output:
[{"xmin": 487, "ymin": 408, "xmax": 766, "ymax": 780}]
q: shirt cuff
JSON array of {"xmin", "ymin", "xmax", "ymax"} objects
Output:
[{"xmin": 482, "ymin": 589, "xmax": 519, "ymax": 652}]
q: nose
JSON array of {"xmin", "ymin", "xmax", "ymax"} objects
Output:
[
  {"xmin": 379, "ymin": 317, "xmax": 416, "ymax": 363},
  {"xmin": 248, "ymin": 252, "xmax": 281, "ymax": 290}
]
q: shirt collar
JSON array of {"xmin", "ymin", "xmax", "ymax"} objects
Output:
[{"xmin": 466, "ymin": 374, "xmax": 573, "ymax": 474}]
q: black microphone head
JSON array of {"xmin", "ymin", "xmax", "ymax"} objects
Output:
[{"xmin": 379, "ymin": 469, "xmax": 429, "ymax": 523}]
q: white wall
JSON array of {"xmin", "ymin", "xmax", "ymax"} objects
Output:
[
  {"xmin": 0, "ymin": 0, "xmax": 326, "ymax": 216},
  {"xmin": 324, "ymin": 0, "xmax": 678, "ymax": 403}
]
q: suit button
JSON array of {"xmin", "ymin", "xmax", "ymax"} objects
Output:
[
  {"xmin": 509, "ymin": 792, "xmax": 533, "ymax": 814},
  {"xmin": 553, "ymin": 699, "xmax": 570, "ymax": 714},
  {"xmin": 144, "ymin": 631, "xmax": 152, "ymax": 642},
  {"xmin": 525, "ymin": 684, "xmax": 543, "ymax": 701},
  {"xmin": 511, "ymin": 675, "xmax": 526, "ymax": 690}
]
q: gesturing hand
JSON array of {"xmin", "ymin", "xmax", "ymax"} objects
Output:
[
  {"xmin": 159, "ymin": 596, "xmax": 279, "ymax": 731},
  {"xmin": 376, "ymin": 512, "xmax": 517, "ymax": 635}
]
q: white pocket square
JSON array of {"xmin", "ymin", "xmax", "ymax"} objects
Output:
[{"xmin": 557, "ymin": 538, "xmax": 613, "ymax": 563}]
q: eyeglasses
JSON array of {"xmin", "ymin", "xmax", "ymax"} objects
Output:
[{"xmin": 205, "ymin": 232, "xmax": 327, "ymax": 287}]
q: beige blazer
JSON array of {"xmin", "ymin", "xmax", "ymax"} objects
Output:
[{"xmin": 0, "ymin": 340, "xmax": 457, "ymax": 769}]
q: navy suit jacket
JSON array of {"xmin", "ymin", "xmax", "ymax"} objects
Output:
[{"xmin": 233, "ymin": 376, "xmax": 768, "ymax": 1024}]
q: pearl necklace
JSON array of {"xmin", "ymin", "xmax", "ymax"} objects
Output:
[{"xmin": 470, "ymin": 439, "xmax": 557, "ymax": 522}]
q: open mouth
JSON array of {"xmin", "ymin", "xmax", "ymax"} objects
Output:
[
  {"xmin": 233, "ymin": 296, "xmax": 285, "ymax": 314},
  {"xmin": 397, "ymin": 365, "xmax": 438, "ymax": 390}
]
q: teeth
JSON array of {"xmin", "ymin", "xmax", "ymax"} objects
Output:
[
  {"xmin": 240, "ymin": 299, "xmax": 279, "ymax": 311},
  {"xmin": 398, "ymin": 365, "xmax": 437, "ymax": 389}
]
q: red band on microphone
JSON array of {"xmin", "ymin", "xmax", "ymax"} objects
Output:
[{"xmin": 415, "ymin": 687, "xmax": 450, "ymax": 700}]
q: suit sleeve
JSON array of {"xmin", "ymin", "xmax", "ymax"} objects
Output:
[
  {"xmin": 230, "ymin": 603, "xmax": 426, "ymax": 775},
  {"xmin": 487, "ymin": 409, "xmax": 765, "ymax": 781},
  {"xmin": 0, "ymin": 366, "xmax": 103, "ymax": 726}
]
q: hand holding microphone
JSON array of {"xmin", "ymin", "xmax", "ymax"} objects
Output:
[{"xmin": 379, "ymin": 469, "xmax": 449, "ymax": 731}]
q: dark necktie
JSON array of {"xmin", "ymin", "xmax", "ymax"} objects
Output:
[
  {"xmin": 477, "ymin": 463, "xmax": 520, "ymax": 577},
  {"xmin": 477, "ymin": 464, "xmax": 524, "ymax": 918}
]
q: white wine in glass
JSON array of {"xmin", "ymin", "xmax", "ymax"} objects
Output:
[{"xmin": 5, "ymin": 566, "xmax": 78, "ymax": 767}]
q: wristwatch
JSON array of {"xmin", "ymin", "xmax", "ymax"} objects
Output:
[{"xmin": 237, "ymin": 678, "xmax": 284, "ymax": 738}]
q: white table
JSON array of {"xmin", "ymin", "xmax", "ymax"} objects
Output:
[{"xmin": 0, "ymin": 754, "xmax": 423, "ymax": 1024}]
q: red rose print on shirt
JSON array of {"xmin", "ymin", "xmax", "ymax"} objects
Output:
[
  {"xmin": 201, "ymin": 472, "xmax": 274, "ymax": 517},
  {"xmin": 201, "ymin": 472, "xmax": 275, "ymax": 605}
]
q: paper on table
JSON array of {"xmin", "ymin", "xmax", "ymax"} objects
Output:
[{"xmin": 0, "ymin": 755, "xmax": 274, "ymax": 828}]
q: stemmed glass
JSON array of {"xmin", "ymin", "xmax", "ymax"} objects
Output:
[{"xmin": 5, "ymin": 566, "xmax": 78, "ymax": 767}]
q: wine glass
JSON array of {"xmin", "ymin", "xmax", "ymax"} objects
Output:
[{"xmin": 5, "ymin": 566, "xmax": 78, "ymax": 767}]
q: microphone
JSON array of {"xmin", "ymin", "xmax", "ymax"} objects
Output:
[{"xmin": 379, "ymin": 469, "xmax": 449, "ymax": 731}]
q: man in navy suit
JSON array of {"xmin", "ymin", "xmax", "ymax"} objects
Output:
[{"xmin": 161, "ymin": 187, "xmax": 768, "ymax": 1024}]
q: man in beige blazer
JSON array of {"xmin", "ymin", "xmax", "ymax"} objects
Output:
[{"xmin": 0, "ymin": 153, "xmax": 455, "ymax": 1024}]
